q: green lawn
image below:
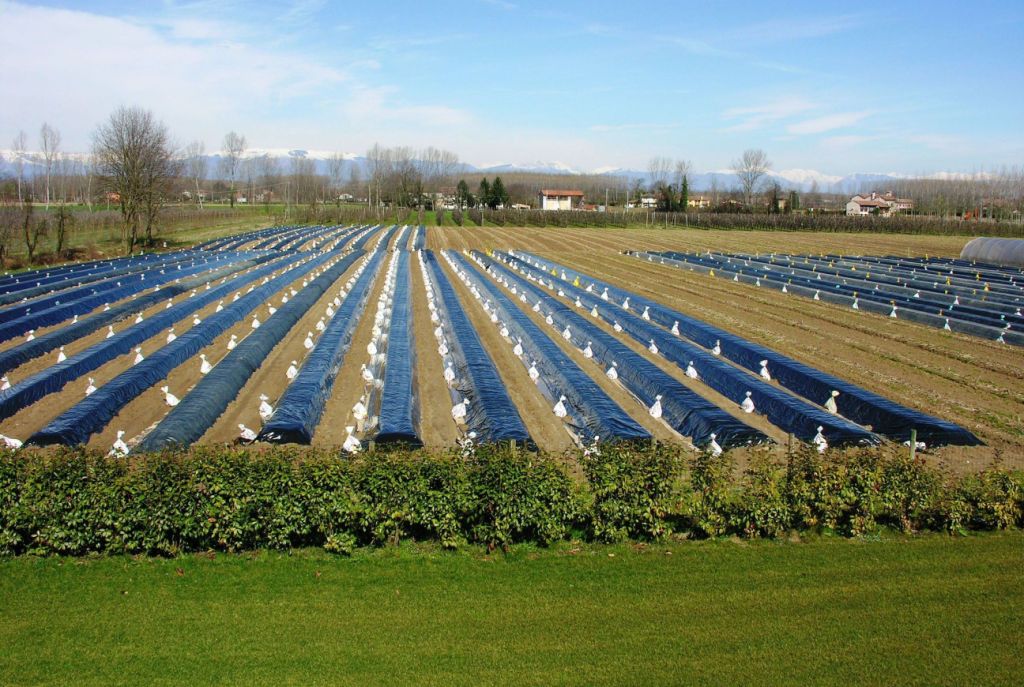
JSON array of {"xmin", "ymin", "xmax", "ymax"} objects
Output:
[{"xmin": 1, "ymin": 533, "xmax": 1021, "ymax": 686}]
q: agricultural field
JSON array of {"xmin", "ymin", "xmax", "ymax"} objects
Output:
[{"xmin": 0, "ymin": 223, "xmax": 1019, "ymax": 472}]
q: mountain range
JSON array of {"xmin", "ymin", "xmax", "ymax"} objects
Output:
[{"xmin": 0, "ymin": 147, "xmax": 970, "ymax": 194}]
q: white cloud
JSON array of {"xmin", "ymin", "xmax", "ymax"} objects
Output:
[
  {"xmin": 0, "ymin": 1, "xmax": 347, "ymax": 147},
  {"xmin": 787, "ymin": 111, "xmax": 872, "ymax": 135},
  {"xmin": 721, "ymin": 97, "xmax": 817, "ymax": 132},
  {"xmin": 589, "ymin": 122, "xmax": 682, "ymax": 133},
  {"xmin": 0, "ymin": 1, "xmax": 470, "ymax": 152}
]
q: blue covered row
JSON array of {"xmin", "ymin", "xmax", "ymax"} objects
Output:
[
  {"xmin": 0, "ymin": 252, "xmax": 251, "ymax": 343},
  {"xmin": 642, "ymin": 252, "xmax": 1023, "ymax": 345},
  {"xmin": 0, "ymin": 248, "xmax": 190, "ymax": 294},
  {"xmin": 495, "ymin": 252, "xmax": 875, "ymax": 447},
  {"xmin": 411, "ymin": 225, "xmax": 426, "ymax": 251},
  {"xmin": 0, "ymin": 250, "xmax": 212, "ymax": 307},
  {"xmin": 516, "ymin": 250, "xmax": 981, "ymax": 447},
  {"xmin": 0, "ymin": 253, "xmax": 304, "ymax": 422},
  {"xmin": 0, "ymin": 256, "xmax": 270, "ymax": 377},
  {"xmin": 258, "ymin": 249, "xmax": 389, "ymax": 444},
  {"xmin": 375, "ymin": 250, "xmax": 422, "ymax": 447},
  {"xmin": 422, "ymin": 251, "xmax": 532, "ymax": 447},
  {"xmin": 28, "ymin": 248, "xmax": 345, "ymax": 446},
  {"xmin": 218, "ymin": 225, "xmax": 301, "ymax": 251},
  {"xmin": 727, "ymin": 252, "xmax": 1023, "ymax": 309},
  {"xmin": 0, "ymin": 249, "xmax": 226, "ymax": 321},
  {"xmin": 475, "ymin": 253, "xmax": 766, "ymax": 449},
  {"xmin": 450, "ymin": 251, "xmax": 650, "ymax": 445},
  {"xmin": 645, "ymin": 250, "xmax": 1022, "ymax": 331},
  {"xmin": 137, "ymin": 249, "xmax": 367, "ymax": 450}
]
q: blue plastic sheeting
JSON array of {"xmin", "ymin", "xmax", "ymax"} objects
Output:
[
  {"xmin": 228, "ymin": 226, "xmax": 301, "ymax": 251},
  {"xmin": 0, "ymin": 257, "xmax": 268, "ymax": 377},
  {"xmin": 0, "ymin": 252, "xmax": 251, "ymax": 343},
  {"xmin": 0, "ymin": 252, "xmax": 303, "ymax": 422},
  {"xmin": 270, "ymin": 225, "xmax": 339, "ymax": 252},
  {"xmin": 0, "ymin": 250, "xmax": 221, "ymax": 323},
  {"xmin": 0, "ymin": 252, "xmax": 184, "ymax": 303},
  {"xmin": 0, "ymin": 250, "xmax": 206, "ymax": 307},
  {"xmin": 350, "ymin": 225, "xmax": 386, "ymax": 251},
  {"xmin": 134, "ymin": 251, "xmax": 367, "ymax": 451},
  {"xmin": 374, "ymin": 251, "xmax": 422, "ymax": 447},
  {"xmin": 195, "ymin": 225, "xmax": 285, "ymax": 250},
  {"xmin": 449, "ymin": 252, "xmax": 650, "ymax": 445},
  {"xmin": 411, "ymin": 225, "xmax": 426, "ymax": 251},
  {"xmin": 725, "ymin": 252, "xmax": 1024, "ymax": 310},
  {"xmin": 475, "ymin": 253, "xmax": 766, "ymax": 449},
  {"xmin": 648, "ymin": 253, "xmax": 1024, "ymax": 347},
  {"xmin": 515, "ymin": 251, "xmax": 981, "ymax": 447},
  {"xmin": 29, "ymin": 249, "xmax": 345, "ymax": 446},
  {"xmin": 421, "ymin": 251, "xmax": 533, "ymax": 447},
  {"xmin": 494, "ymin": 252, "xmax": 875, "ymax": 447},
  {"xmin": 258, "ymin": 252, "xmax": 388, "ymax": 445},
  {"xmin": 642, "ymin": 250, "xmax": 1022, "ymax": 333},
  {"xmin": 0, "ymin": 248, "xmax": 183, "ymax": 290}
]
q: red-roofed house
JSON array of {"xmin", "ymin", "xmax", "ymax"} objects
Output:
[{"xmin": 539, "ymin": 189, "xmax": 584, "ymax": 211}]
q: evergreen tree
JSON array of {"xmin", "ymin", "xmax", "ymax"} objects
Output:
[
  {"xmin": 490, "ymin": 176, "xmax": 509, "ymax": 209},
  {"xmin": 478, "ymin": 178, "xmax": 491, "ymax": 209},
  {"xmin": 788, "ymin": 190, "xmax": 800, "ymax": 212},
  {"xmin": 680, "ymin": 176, "xmax": 689, "ymax": 211},
  {"xmin": 456, "ymin": 179, "xmax": 470, "ymax": 208}
]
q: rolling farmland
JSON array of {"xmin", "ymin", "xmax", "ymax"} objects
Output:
[{"xmin": 0, "ymin": 223, "xmax": 1019, "ymax": 471}]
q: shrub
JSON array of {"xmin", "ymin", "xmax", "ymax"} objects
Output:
[
  {"xmin": 0, "ymin": 444, "xmax": 1021, "ymax": 557},
  {"xmin": 467, "ymin": 445, "xmax": 581, "ymax": 549},
  {"xmin": 582, "ymin": 441, "xmax": 683, "ymax": 542}
]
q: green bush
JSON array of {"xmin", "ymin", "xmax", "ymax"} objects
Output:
[
  {"xmin": 0, "ymin": 443, "xmax": 1021, "ymax": 557},
  {"xmin": 582, "ymin": 442, "xmax": 683, "ymax": 542}
]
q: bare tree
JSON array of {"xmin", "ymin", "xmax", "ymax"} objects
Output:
[
  {"xmin": 674, "ymin": 159, "xmax": 692, "ymax": 190},
  {"xmin": 93, "ymin": 106, "xmax": 176, "ymax": 253},
  {"xmin": 220, "ymin": 131, "xmax": 246, "ymax": 208},
  {"xmin": 0, "ymin": 204, "xmax": 17, "ymax": 263},
  {"xmin": 366, "ymin": 143, "xmax": 388, "ymax": 212},
  {"xmin": 346, "ymin": 163, "xmax": 362, "ymax": 198},
  {"xmin": 254, "ymin": 154, "xmax": 279, "ymax": 209},
  {"xmin": 327, "ymin": 152, "xmax": 345, "ymax": 207},
  {"xmin": 184, "ymin": 140, "xmax": 207, "ymax": 209},
  {"xmin": 11, "ymin": 131, "xmax": 27, "ymax": 203},
  {"xmin": 731, "ymin": 148, "xmax": 771, "ymax": 207},
  {"xmin": 40, "ymin": 123, "xmax": 61, "ymax": 208},
  {"xmin": 20, "ymin": 197, "xmax": 46, "ymax": 262},
  {"xmin": 53, "ymin": 203, "xmax": 74, "ymax": 255},
  {"xmin": 648, "ymin": 156, "xmax": 672, "ymax": 189}
]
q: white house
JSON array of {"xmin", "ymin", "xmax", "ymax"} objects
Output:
[
  {"xmin": 627, "ymin": 195, "xmax": 658, "ymax": 209},
  {"xmin": 846, "ymin": 191, "xmax": 914, "ymax": 216},
  {"xmin": 539, "ymin": 189, "xmax": 584, "ymax": 211}
]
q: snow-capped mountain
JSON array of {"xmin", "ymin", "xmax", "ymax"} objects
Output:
[
  {"xmin": 0, "ymin": 148, "xmax": 984, "ymax": 193},
  {"xmin": 475, "ymin": 161, "xmax": 584, "ymax": 175}
]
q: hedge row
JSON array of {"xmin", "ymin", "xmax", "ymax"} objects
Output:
[{"xmin": 1, "ymin": 443, "xmax": 1021, "ymax": 556}]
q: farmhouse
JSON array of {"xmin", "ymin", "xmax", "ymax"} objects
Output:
[
  {"xmin": 846, "ymin": 191, "xmax": 914, "ymax": 216},
  {"xmin": 539, "ymin": 189, "xmax": 584, "ymax": 211},
  {"xmin": 687, "ymin": 195, "xmax": 711, "ymax": 209},
  {"xmin": 627, "ymin": 195, "xmax": 658, "ymax": 209}
]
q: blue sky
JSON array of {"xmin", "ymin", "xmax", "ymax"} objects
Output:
[{"xmin": 1, "ymin": 0, "xmax": 1022, "ymax": 175}]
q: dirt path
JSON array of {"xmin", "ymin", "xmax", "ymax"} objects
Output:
[
  {"xmin": 410, "ymin": 253, "xmax": 460, "ymax": 448},
  {"xmin": 314, "ymin": 228, "xmax": 403, "ymax": 447}
]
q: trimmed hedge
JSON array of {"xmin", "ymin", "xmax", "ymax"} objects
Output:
[{"xmin": 0, "ymin": 443, "xmax": 1021, "ymax": 556}]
